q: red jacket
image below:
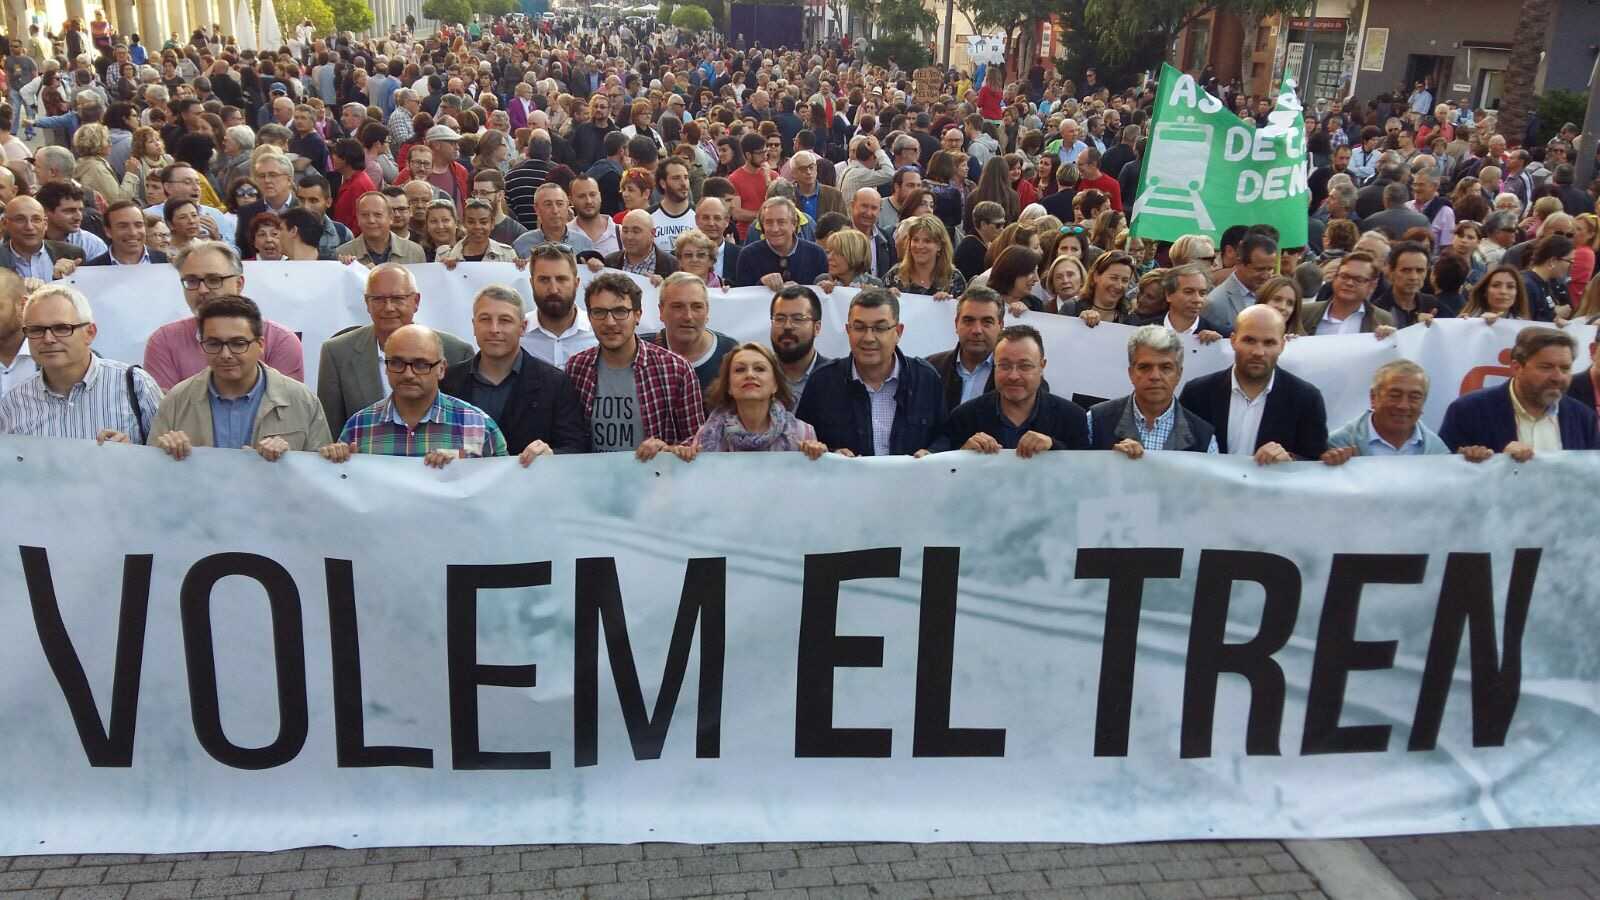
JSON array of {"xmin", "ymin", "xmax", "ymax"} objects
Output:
[
  {"xmin": 395, "ymin": 161, "xmax": 470, "ymax": 211},
  {"xmin": 1077, "ymin": 173, "xmax": 1124, "ymax": 212},
  {"xmin": 333, "ymin": 169, "xmax": 375, "ymax": 235}
]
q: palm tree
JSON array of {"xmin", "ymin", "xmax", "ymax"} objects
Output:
[{"xmin": 1495, "ymin": 0, "xmax": 1554, "ymax": 147}]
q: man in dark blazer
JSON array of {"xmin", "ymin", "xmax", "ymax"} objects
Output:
[
  {"xmin": 1178, "ymin": 305, "xmax": 1329, "ymax": 462},
  {"xmin": 923, "ymin": 287, "xmax": 1002, "ymax": 413},
  {"xmin": 1440, "ymin": 327, "xmax": 1599, "ymax": 459},
  {"xmin": 85, "ymin": 200, "xmax": 169, "ymax": 266},
  {"xmin": 440, "ymin": 287, "xmax": 589, "ymax": 459},
  {"xmin": 0, "ymin": 196, "xmax": 86, "ymax": 279},
  {"xmin": 945, "ymin": 324, "xmax": 1090, "ymax": 454}
]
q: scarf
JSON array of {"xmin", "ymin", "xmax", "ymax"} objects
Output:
[{"xmin": 700, "ymin": 402, "xmax": 805, "ymax": 452}]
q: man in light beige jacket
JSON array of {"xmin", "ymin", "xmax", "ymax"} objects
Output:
[{"xmin": 149, "ymin": 296, "xmax": 332, "ymax": 461}]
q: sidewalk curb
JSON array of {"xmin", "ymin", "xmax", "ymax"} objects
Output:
[{"xmin": 1286, "ymin": 838, "xmax": 1416, "ymax": 900}]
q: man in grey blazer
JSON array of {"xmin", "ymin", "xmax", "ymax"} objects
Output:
[{"xmin": 317, "ymin": 262, "xmax": 475, "ymax": 432}]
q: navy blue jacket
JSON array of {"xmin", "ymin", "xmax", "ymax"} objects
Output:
[
  {"xmin": 734, "ymin": 238, "xmax": 829, "ymax": 288},
  {"xmin": 1438, "ymin": 382, "xmax": 1599, "ymax": 452},
  {"xmin": 795, "ymin": 349, "xmax": 950, "ymax": 456},
  {"xmin": 945, "ymin": 387, "xmax": 1090, "ymax": 451},
  {"xmin": 1178, "ymin": 366, "xmax": 1329, "ymax": 459}
]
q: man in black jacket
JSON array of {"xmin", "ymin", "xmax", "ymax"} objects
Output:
[
  {"xmin": 1178, "ymin": 305, "xmax": 1328, "ymax": 463},
  {"xmin": 795, "ymin": 288, "xmax": 948, "ymax": 457},
  {"xmin": 439, "ymin": 285, "xmax": 590, "ymax": 463},
  {"xmin": 946, "ymin": 323, "xmax": 1089, "ymax": 456},
  {"xmin": 1567, "ymin": 334, "xmax": 1599, "ymax": 413},
  {"xmin": 924, "ymin": 287, "xmax": 1002, "ymax": 413}
]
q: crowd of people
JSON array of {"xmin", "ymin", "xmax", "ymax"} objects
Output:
[{"xmin": 0, "ymin": 13, "xmax": 1595, "ymax": 468}]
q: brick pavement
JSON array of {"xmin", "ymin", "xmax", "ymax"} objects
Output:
[
  {"xmin": 1366, "ymin": 825, "xmax": 1600, "ymax": 899},
  {"xmin": 0, "ymin": 841, "xmax": 1329, "ymax": 900}
]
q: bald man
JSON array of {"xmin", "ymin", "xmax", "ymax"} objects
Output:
[
  {"xmin": 0, "ymin": 167, "xmax": 18, "ymax": 205},
  {"xmin": 0, "ymin": 196, "xmax": 85, "ymax": 280},
  {"xmin": 603, "ymin": 208, "xmax": 678, "ymax": 278},
  {"xmin": 1178, "ymin": 304, "xmax": 1329, "ymax": 464},
  {"xmin": 0, "ymin": 268, "xmax": 34, "ymax": 393},
  {"xmin": 321, "ymin": 323, "xmax": 507, "ymax": 468}
]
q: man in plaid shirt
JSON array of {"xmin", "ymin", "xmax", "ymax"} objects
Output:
[
  {"xmin": 320, "ymin": 324, "xmax": 507, "ymax": 468},
  {"xmin": 565, "ymin": 272, "xmax": 705, "ymax": 461}
]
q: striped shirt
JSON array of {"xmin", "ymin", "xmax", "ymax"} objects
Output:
[
  {"xmin": 338, "ymin": 391, "xmax": 508, "ymax": 459},
  {"xmin": 0, "ymin": 356, "xmax": 163, "ymax": 440}
]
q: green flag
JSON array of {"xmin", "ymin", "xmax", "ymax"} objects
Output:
[{"xmin": 1129, "ymin": 64, "xmax": 1309, "ymax": 247}]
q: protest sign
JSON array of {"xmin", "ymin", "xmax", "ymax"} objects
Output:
[
  {"xmin": 1130, "ymin": 64, "xmax": 1310, "ymax": 246},
  {"xmin": 2, "ymin": 441, "xmax": 1597, "ymax": 852}
]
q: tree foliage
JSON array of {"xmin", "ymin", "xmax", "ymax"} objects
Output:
[
  {"xmin": 1497, "ymin": 0, "xmax": 1555, "ymax": 147},
  {"xmin": 476, "ymin": 0, "xmax": 517, "ymax": 15},
  {"xmin": 268, "ymin": 0, "xmax": 334, "ymax": 35},
  {"xmin": 1083, "ymin": 0, "xmax": 1301, "ymax": 67},
  {"xmin": 328, "ymin": 0, "xmax": 375, "ymax": 32},
  {"xmin": 422, "ymin": 0, "xmax": 475, "ymax": 23},
  {"xmin": 670, "ymin": 3, "xmax": 713, "ymax": 30}
]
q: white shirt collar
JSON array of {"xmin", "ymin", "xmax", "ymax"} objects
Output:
[
  {"xmin": 1163, "ymin": 313, "xmax": 1199, "ymax": 334},
  {"xmin": 1230, "ymin": 367, "xmax": 1275, "ymax": 401},
  {"xmin": 534, "ymin": 312, "xmax": 592, "ymax": 340}
]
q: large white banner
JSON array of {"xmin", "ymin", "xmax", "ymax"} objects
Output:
[
  {"xmin": 68, "ymin": 263, "xmax": 1595, "ymax": 430},
  {"xmin": 2, "ymin": 438, "xmax": 1599, "ymax": 853}
]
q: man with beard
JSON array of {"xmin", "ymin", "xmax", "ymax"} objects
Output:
[
  {"xmin": 514, "ymin": 182, "xmax": 596, "ymax": 257},
  {"xmin": 570, "ymin": 175, "xmax": 620, "ymax": 257},
  {"xmin": 1441, "ymin": 327, "xmax": 1598, "ymax": 459},
  {"xmin": 1179, "ymin": 304, "xmax": 1329, "ymax": 464},
  {"xmin": 651, "ymin": 159, "xmax": 696, "ymax": 254},
  {"xmin": 924, "ymin": 287, "xmax": 1002, "ymax": 412},
  {"xmin": 769, "ymin": 284, "xmax": 829, "ymax": 403},
  {"xmin": 522, "ymin": 244, "xmax": 598, "ymax": 368}
]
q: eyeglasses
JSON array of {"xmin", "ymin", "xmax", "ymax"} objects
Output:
[
  {"xmin": 180, "ymin": 273, "xmax": 238, "ymax": 291},
  {"xmin": 383, "ymin": 357, "xmax": 441, "ymax": 374},
  {"xmin": 1060, "ymin": 224, "xmax": 1087, "ymax": 235},
  {"xmin": 588, "ymin": 306, "xmax": 637, "ymax": 321},
  {"xmin": 847, "ymin": 322, "xmax": 897, "ymax": 335},
  {"xmin": 1335, "ymin": 273, "xmax": 1375, "ymax": 284},
  {"xmin": 235, "ymin": 187, "xmax": 260, "ymax": 198},
  {"xmin": 22, "ymin": 322, "xmax": 90, "ymax": 339},
  {"xmin": 771, "ymin": 314, "xmax": 814, "ymax": 326},
  {"xmin": 200, "ymin": 337, "xmax": 257, "ymax": 355},
  {"xmin": 366, "ymin": 293, "xmax": 416, "ymax": 306}
]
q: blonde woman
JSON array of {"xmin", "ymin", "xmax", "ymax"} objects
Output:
[
  {"xmin": 884, "ymin": 215, "xmax": 965, "ymax": 300},
  {"xmin": 72, "ymin": 123, "xmax": 128, "ymax": 202},
  {"xmin": 816, "ymin": 228, "xmax": 884, "ymax": 293}
]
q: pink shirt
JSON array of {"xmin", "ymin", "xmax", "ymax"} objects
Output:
[{"xmin": 143, "ymin": 317, "xmax": 306, "ymax": 390}]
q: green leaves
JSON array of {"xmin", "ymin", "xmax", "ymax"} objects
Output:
[
  {"xmin": 328, "ymin": 0, "xmax": 375, "ymax": 32},
  {"xmin": 421, "ymin": 0, "xmax": 475, "ymax": 23},
  {"xmin": 669, "ymin": 3, "xmax": 714, "ymax": 30}
]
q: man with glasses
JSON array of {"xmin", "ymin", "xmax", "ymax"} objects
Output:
[
  {"xmin": 0, "ymin": 284, "xmax": 162, "ymax": 442},
  {"xmin": 769, "ymin": 284, "xmax": 829, "ymax": 404},
  {"xmin": 564, "ymin": 272, "xmax": 705, "ymax": 457},
  {"xmin": 320, "ymin": 324, "xmax": 507, "ymax": 468},
  {"xmin": 1478, "ymin": 210, "xmax": 1519, "ymax": 268},
  {"xmin": 0, "ymin": 196, "xmax": 86, "ymax": 280},
  {"xmin": 316, "ymin": 263, "xmax": 474, "ymax": 431},
  {"xmin": 237, "ymin": 152, "xmax": 296, "ymax": 259},
  {"xmin": 1301, "ymin": 252, "xmax": 1396, "ymax": 337},
  {"xmin": 1503, "ymin": 212, "xmax": 1574, "ymax": 270},
  {"xmin": 144, "ymin": 241, "xmax": 305, "ymax": 390},
  {"xmin": 796, "ymin": 288, "xmax": 948, "ymax": 457},
  {"xmin": 948, "ymin": 323, "xmax": 1090, "ymax": 456},
  {"xmin": 149, "ymin": 296, "xmax": 331, "ymax": 460}
]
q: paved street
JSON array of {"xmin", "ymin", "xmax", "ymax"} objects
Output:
[{"xmin": 9, "ymin": 828, "xmax": 1600, "ymax": 899}]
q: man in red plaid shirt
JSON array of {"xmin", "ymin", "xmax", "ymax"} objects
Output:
[{"xmin": 565, "ymin": 272, "xmax": 705, "ymax": 461}]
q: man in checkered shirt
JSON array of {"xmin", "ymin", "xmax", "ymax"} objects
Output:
[
  {"xmin": 564, "ymin": 272, "xmax": 705, "ymax": 461},
  {"xmin": 320, "ymin": 324, "xmax": 507, "ymax": 468}
]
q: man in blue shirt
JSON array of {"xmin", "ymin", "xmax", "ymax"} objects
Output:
[{"xmin": 1322, "ymin": 360, "xmax": 1449, "ymax": 463}]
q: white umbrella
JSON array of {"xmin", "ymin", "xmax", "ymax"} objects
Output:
[
  {"xmin": 235, "ymin": 0, "xmax": 258, "ymax": 52},
  {"xmin": 258, "ymin": 0, "xmax": 285, "ymax": 51}
]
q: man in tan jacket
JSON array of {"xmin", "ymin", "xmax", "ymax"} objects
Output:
[{"xmin": 149, "ymin": 296, "xmax": 332, "ymax": 461}]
